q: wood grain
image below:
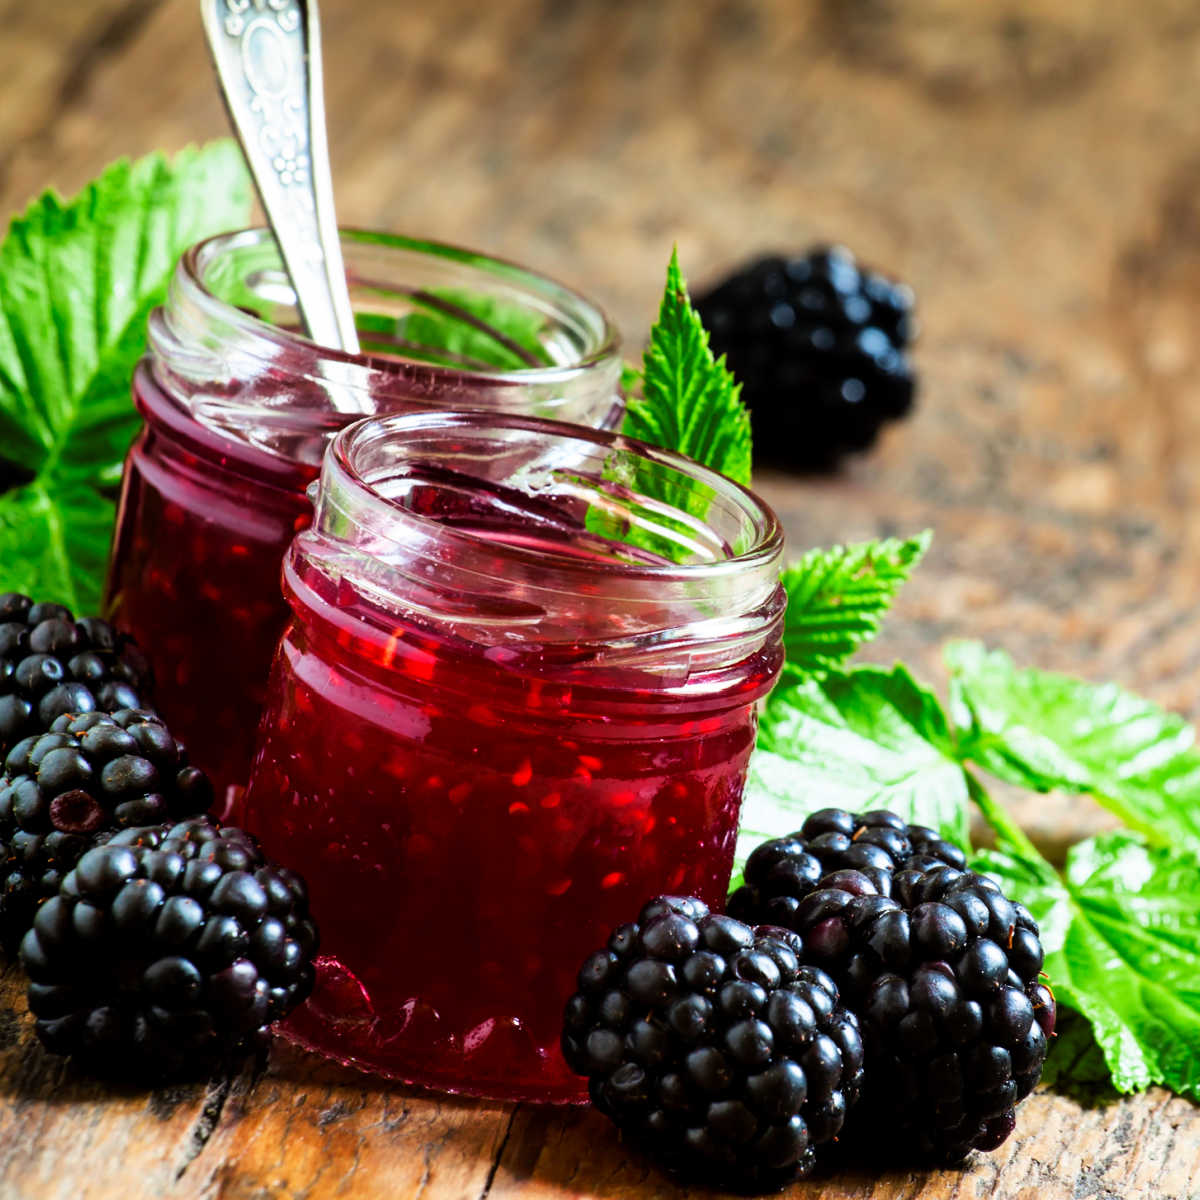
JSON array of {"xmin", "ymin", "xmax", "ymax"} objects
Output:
[
  {"xmin": 1, "ymin": 0, "xmax": 1199, "ymax": 1196},
  {"xmin": 1, "ymin": 960, "xmax": 1198, "ymax": 1200}
]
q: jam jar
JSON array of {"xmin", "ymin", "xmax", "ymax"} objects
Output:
[
  {"xmin": 105, "ymin": 228, "xmax": 622, "ymax": 807},
  {"xmin": 242, "ymin": 410, "xmax": 785, "ymax": 1101}
]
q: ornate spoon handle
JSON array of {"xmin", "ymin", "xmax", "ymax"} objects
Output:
[{"xmin": 201, "ymin": 0, "xmax": 361, "ymax": 356}]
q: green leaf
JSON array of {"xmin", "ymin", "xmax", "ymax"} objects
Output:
[
  {"xmin": 622, "ymin": 248, "xmax": 752, "ymax": 486},
  {"xmin": 781, "ymin": 533, "xmax": 930, "ymax": 675},
  {"xmin": 732, "ymin": 747, "xmax": 811, "ymax": 890},
  {"xmin": 0, "ymin": 483, "xmax": 115, "ymax": 614},
  {"xmin": 975, "ymin": 830, "xmax": 1200, "ymax": 1101},
  {"xmin": 735, "ymin": 665, "xmax": 971, "ymax": 882},
  {"xmin": 585, "ymin": 253, "xmax": 752, "ymax": 561},
  {"xmin": 364, "ymin": 288, "xmax": 553, "ymax": 371},
  {"xmin": 1036, "ymin": 1007, "xmax": 1120, "ymax": 1105},
  {"xmin": 948, "ymin": 640, "xmax": 1200, "ymax": 849},
  {"xmin": 0, "ymin": 141, "xmax": 253, "ymax": 611},
  {"xmin": 620, "ymin": 361, "xmax": 642, "ymax": 399}
]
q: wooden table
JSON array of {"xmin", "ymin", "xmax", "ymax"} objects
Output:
[{"xmin": 2, "ymin": 1, "xmax": 1200, "ymax": 1196}]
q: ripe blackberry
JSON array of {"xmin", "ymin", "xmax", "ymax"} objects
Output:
[
  {"xmin": 20, "ymin": 817, "xmax": 318, "ymax": 1079},
  {"xmin": 759, "ymin": 861, "xmax": 1054, "ymax": 1162},
  {"xmin": 562, "ymin": 897, "xmax": 864, "ymax": 1191},
  {"xmin": 728, "ymin": 808, "xmax": 966, "ymax": 930},
  {"xmin": 0, "ymin": 710, "xmax": 213, "ymax": 948},
  {"xmin": 0, "ymin": 593, "xmax": 153, "ymax": 755},
  {"xmin": 694, "ymin": 248, "xmax": 916, "ymax": 470}
]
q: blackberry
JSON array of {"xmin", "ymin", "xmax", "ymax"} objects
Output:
[
  {"xmin": 20, "ymin": 817, "xmax": 318, "ymax": 1079},
  {"xmin": 755, "ymin": 861, "xmax": 1054, "ymax": 1162},
  {"xmin": 694, "ymin": 248, "xmax": 916, "ymax": 470},
  {"xmin": 728, "ymin": 808, "xmax": 966, "ymax": 930},
  {"xmin": 0, "ymin": 593, "xmax": 153, "ymax": 756},
  {"xmin": 0, "ymin": 710, "xmax": 213, "ymax": 948},
  {"xmin": 562, "ymin": 897, "xmax": 864, "ymax": 1192}
]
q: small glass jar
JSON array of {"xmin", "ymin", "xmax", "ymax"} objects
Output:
[
  {"xmin": 241, "ymin": 411, "xmax": 786, "ymax": 1102},
  {"xmin": 105, "ymin": 229, "xmax": 622, "ymax": 809}
]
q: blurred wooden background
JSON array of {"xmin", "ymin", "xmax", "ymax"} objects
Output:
[{"xmin": 2, "ymin": 1, "xmax": 1200, "ymax": 1197}]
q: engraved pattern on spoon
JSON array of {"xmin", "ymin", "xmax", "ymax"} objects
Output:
[{"xmin": 202, "ymin": 0, "xmax": 361, "ymax": 357}]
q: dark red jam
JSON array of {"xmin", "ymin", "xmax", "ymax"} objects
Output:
[
  {"xmin": 106, "ymin": 362, "xmax": 317, "ymax": 811},
  {"xmin": 244, "ymin": 557, "xmax": 775, "ymax": 1101},
  {"xmin": 239, "ymin": 411, "xmax": 785, "ymax": 1101},
  {"xmin": 104, "ymin": 228, "xmax": 621, "ymax": 807}
]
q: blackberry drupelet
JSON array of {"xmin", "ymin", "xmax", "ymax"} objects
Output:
[
  {"xmin": 752, "ymin": 860, "xmax": 1054, "ymax": 1162},
  {"xmin": 728, "ymin": 808, "xmax": 966, "ymax": 931},
  {"xmin": 20, "ymin": 817, "xmax": 318, "ymax": 1079},
  {"xmin": 694, "ymin": 248, "xmax": 916, "ymax": 470},
  {"xmin": 562, "ymin": 897, "xmax": 864, "ymax": 1192},
  {"xmin": 0, "ymin": 710, "xmax": 213, "ymax": 948},
  {"xmin": 0, "ymin": 593, "xmax": 153, "ymax": 756}
]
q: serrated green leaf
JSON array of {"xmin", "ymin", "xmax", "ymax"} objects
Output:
[
  {"xmin": 586, "ymin": 253, "xmax": 752, "ymax": 560},
  {"xmin": 948, "ymin": 640, "xmax": 1200, "ymax": 849},
  {"xmin": 0, "ymin": 141, "xmax": 252, "ymax": 611},
  {"xmin": 781, "ymin": 532, "xmax": 930, "ymax": 675},
  {"xmin": 975, "ymin": 831, "xmax": 1200, "ymax": 1101},
  {"xmin": 734, "ymin": 665, "xmax": 971, "ymax": 882},
  {"xmin": 622, "ymin": 248, "xmax": 751, "ymax": 486}
]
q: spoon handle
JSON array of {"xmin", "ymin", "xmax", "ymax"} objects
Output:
[{"xmin": 201, "ymin": 0, "xmax": 360, "ymax": 355}]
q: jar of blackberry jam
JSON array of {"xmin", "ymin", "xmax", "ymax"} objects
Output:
[
  {"xmin": 241, "ymin": 411, "xmax": 786, "ymax": 1101},
  {"xmin": 105, "ymin": 229, "xmax": 621, "ymax": 809}
]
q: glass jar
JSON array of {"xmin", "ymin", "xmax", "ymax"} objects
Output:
[
  {"xmin": 241, "ymin": 411, "xmax": 786, "ymax": 1102},
  {"xmin": 105, "ymin": 229, "xmax": 622, "ymax": 810}
]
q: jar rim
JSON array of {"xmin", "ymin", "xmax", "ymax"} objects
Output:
[
  {"xmin": 301, "ymin": 411, "xmax": 785, "ymax": 674},
  {"xmin": 178, "ymin": 226, "xmax": 622, "ymax": 383},
  {"xmin": 325, "ymin": 410, "xmax": 783, "ymax": 587}
]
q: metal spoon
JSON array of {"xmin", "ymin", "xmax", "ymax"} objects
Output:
[{"xmin": 200, "ymin": 0, "xmax": 361, "ymax": 357}]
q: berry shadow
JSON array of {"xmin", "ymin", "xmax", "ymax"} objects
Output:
[
  {"xmin": 0, "ymin": 959, "xmax": 248, "ymax": 1112},
  {"xmin": 0, "ymin": 1016, "xmax": 210, "ymax": 1112},
  {"xmin": 496, "ymin": 1102, "xmax": 983, "ymax": 1199}
]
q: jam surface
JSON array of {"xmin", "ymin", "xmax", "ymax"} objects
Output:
[{"xmin": 241, "ymin": 555, "xmax": 773, "ymax": 1101}]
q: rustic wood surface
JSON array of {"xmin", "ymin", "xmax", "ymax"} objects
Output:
[{"xmin": 2, "ymin": 0, "xmax": 1200, "ymax": 1196}]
